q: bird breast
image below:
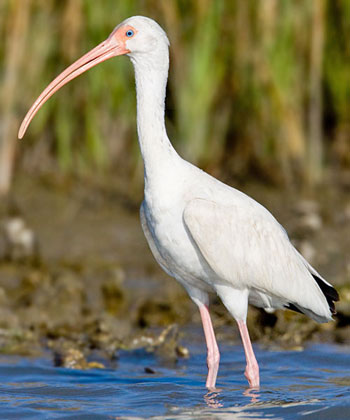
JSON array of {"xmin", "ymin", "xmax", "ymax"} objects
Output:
[{"xmin": 142, "ymin": 197, "xmax": 214, "ymax": 293}]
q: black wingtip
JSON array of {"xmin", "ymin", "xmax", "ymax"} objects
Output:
[
  {"xmin": 285, "ymin": 303, "xmax": 303, "ymax": 314},
  {"xmin": 312, "ymin": 274, "xmax": 339, "ymax": 315}
]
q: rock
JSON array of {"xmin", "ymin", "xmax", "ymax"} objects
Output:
[
  {"xmin": 299, "ymin": 213, "xmax": 322, "ymax": 232},
  {"xmin": 53, "ymin": 346, "xmax": 105, "ymax": 370},
  {"xmin": 137, "ymin": 300, "xmax": 179, "ymax": 327},
  {"xmin": 298, "ymin": 240, "xmax": 316, "ymax": 263},
  {"xmin": 101, "ymin": 275, "xmax": 126, "ymax": 316},
  {"xmin": 1, "ymin": 217, "xmax": 38, "ymax": 261},
  {"xmin": 176, "ymin": 345, "xmax": 190, "ymax": 358}
]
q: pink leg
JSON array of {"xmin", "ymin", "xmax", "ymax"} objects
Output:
[
  {"xmin": 199, "ymin": 304, "xmax": 220, "ymax": 390},
  {"xmin": 237, "ymin": 320, "xmax": 260, "ymax": 388}
]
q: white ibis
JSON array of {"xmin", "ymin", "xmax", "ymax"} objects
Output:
[{"xmin": 19, "ymin": 16, "xmax": 339, "ymax": 389}]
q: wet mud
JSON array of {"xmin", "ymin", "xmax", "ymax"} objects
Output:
[{"xmin": 0, "ymin": 175, "xmax": 349, "ymax": 368}]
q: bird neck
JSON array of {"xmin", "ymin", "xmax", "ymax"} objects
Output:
[{"xmin": 131, "ymin": 55, "xmax": 179, "ymax": 189}]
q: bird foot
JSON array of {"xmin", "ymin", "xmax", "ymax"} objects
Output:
[{"xmin": 245, "ymin": 364, "xmax": 260, "ymax": 388}]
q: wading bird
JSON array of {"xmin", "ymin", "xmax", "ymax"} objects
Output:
[{"xmin": 19, "ymin": 16, "xmax": 339, "ymax": 389}]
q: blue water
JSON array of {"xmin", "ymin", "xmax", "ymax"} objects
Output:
[{"xmin": 0, "ymin": 338, "xmax": 349, "ymax": 419}]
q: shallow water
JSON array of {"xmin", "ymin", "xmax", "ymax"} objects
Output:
[{"xmin": 0, "ymin": 335, "xmax": 349, "ymax": 420}]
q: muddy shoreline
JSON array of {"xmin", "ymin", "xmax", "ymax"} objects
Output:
[{"xmin": 0, "ymin": 174, "xmax": 349, "ymax": 368}]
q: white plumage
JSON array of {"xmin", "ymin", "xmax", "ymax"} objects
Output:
[{"xmin": 19, "ymin": 16, "xmax": 338, "ymax": 389}]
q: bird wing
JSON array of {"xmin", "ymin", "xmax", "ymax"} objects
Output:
[{"xmin": 183, "ymin": 197, "xmax": 330, "ymax": 319}]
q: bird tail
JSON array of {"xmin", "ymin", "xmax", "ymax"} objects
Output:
[
  {"xmin": 311, "ymin": 273, "xmax": 339, "ymax": 315},
  {"xmin": 289, "ymin": 250, "xmax": 340, "ymax": 322},
  {"xmin": 285, "ymin": 271, "xmax": 339, "ymax": 323}
]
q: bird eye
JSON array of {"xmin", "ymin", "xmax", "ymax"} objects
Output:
[{"xmin": 126, "ymin": 30, "xmax": 134, "ymax": 37}]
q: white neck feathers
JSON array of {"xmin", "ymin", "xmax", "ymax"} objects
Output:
[{"xmin": 130, "ymin": 48, "xmax": 179, "ymax": 188}]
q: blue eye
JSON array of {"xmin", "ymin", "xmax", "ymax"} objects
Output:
[{"xmin": 126, "ymin": 30, "xmax": 134, "ymax": 37}]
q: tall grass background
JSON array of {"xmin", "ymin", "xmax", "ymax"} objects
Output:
[{"xmin": 0, "ymin": 0, "xmax": 349, "ymax": 195}]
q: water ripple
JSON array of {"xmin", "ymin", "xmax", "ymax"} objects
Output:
[{"xmin": 0, "ymin": 341, "xmax": 349, "ymax": 419}]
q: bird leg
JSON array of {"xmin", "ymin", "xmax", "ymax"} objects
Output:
[
  {"xmin": 237, "ymin": 320, "xmax": 260, "ymax": 388},
  {"xmin": 199, "ymin": 304, "xmax": 220, "ymax": 390}
]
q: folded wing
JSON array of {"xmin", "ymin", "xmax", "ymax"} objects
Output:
[{"xmin": 183, "ymin": 197, "xmax": 337, "ymax": 322}]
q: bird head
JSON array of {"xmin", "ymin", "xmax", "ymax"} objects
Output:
[
  {"xmin": 113, "ymin": 16, "xmax": 169, "ymax": 57},
  {"xmin": 18, "ymin": 16, "xmax": 169, "ymax": 139}
]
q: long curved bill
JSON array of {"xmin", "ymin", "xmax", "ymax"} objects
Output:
[{"xmin": 18, "ymin": 33, "xmax": 128, "ymax": 139}]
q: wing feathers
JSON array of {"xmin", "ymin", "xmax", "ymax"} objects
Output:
[
  {"xmin": 184, "ymin": 197, "xmax": 334, "ymax": 321},
  {"xmin": 312, "ymin": 274, "xmax": 339, "ymax": 314}
]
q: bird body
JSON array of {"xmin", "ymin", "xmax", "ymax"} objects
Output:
[
  {"xmin": 19, "ymin": 15, "xmax": 338, "ymax": 389},
  {"xmin": 141, "ymin": 158, "xmax": 333, "ymax": 322}
]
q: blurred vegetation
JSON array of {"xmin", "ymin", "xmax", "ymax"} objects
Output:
[{"xmin": 1, "ymin": 0, "xmax": 349, "ymax": 194}]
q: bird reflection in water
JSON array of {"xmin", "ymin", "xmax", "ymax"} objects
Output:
[
  {"xmin": 204, "ymin": 387, "xmax": 260, "ymax": 409},
  {"xmin": 204, "ymin": 389, "xmax": 223, "ymax": 408}
]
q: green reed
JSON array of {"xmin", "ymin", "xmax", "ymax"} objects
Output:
[{"xmin": 0, "ymin": 0, "xmax": 349, "ymax": 193}]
